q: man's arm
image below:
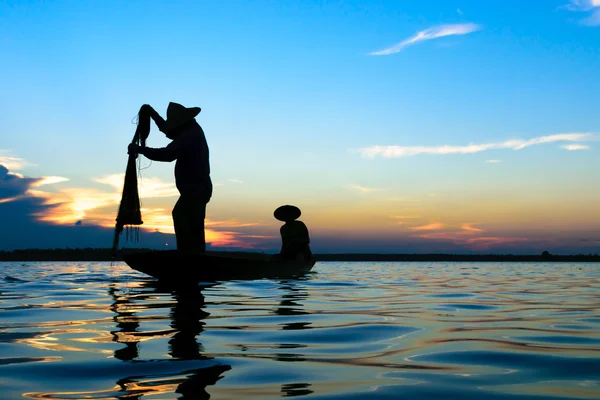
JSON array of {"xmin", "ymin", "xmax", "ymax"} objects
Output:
[
  {"xmin": 141, "ymin": 104, "xmax": 167, "ymax": 132},
  {"xmin": 128, "ymin": 139, "xmax": 182, "ymax": 162},
  {"xmin": 139, "ymin": 140, "xmax": 181, "ymax": 162}
]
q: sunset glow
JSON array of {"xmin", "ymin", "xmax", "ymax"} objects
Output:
[{"xmin": 1, "ymin": 1, "xmax": 598, "ymax": 253}]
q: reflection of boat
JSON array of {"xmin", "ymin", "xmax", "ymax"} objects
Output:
[{"xmin": 122, "ymin": 250, "xmax": 316, "ymax": 282}]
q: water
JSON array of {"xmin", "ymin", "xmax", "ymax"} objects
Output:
[{"xmin": 1, "ymin": 261, "xmax": 599, "ymax": 399}]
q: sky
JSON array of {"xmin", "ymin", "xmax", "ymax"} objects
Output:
[{"xmin": 1, "ymin": 0, "xmax": 599, "ymax": 254}]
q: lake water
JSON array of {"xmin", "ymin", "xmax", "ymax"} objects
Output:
[{"xmin": 1, "ymin": 261, "xmax": 599, "ymax": 399}]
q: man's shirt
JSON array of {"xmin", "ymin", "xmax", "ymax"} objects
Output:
[{"xmin": 142, "ymin": 123, "xmax": 212, "ymax": 200}]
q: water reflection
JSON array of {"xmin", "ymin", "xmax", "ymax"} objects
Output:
[
  {"xmin": 275, "ymin": 280, "xmax": 312, "ymax": 333},
  {"xmin": 168, "ymin": 287, "xmax": 210, "ymax": 360},
  {"xmin": 272, "ymin": 281, "xmax": 313, "ymax": 394},
  {"xmin": 281, "ymin": 382, "xmax": 313, "ymax": 397},
  {"xmin": 4, "ymin": 261, "xmax": 599, "ymax": 399},
  {"xmin": 111, "ymin": 282, "xmax": 231, "ymax": 398},
  {"xmin": 109, "ymin": 285, "xmax": 140, "ymax": 361}
]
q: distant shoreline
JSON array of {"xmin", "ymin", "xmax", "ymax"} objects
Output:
[{"xmin": 0, "ymin": 248, "xmax": 599, "ymax": 262}]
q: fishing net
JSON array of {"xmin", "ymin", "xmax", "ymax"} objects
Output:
[{"xmin": 111, "ymin": 107, "xmax": 151, "ymax": 256}]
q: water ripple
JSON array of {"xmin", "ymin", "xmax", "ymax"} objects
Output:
[{"xmin": 0, "ymin": 261, "xmax": 599, "ymax": 399}]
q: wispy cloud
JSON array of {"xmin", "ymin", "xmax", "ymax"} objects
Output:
[
  {"xmin": 419, "ymin": 231, "xmax": 530, "ymax": 249},
  {"xmin": 206, "ymin": 219, "xmax": 260, "ymax": 228},
  {"xmin": 30, "ymin": 176, "xmax": 70, "ymax": 187},
  {"xmin": 561, "ymin": 144, "xmax": 590, "ymax": 151},
  {"xmin": 346, "ymin": 184, "xmax": 381, "ymax": 193},
  {"xmin": 0, "ymin": 150, "xmax": 32, "ymax": 170},
  {"xmin": 228, "ymin": 178, "xmax": 243, "ymax": 184},
  {"xmin": 392, "ymin": 215, "xmax": 420, "ymax": 225},
  {"xmin": 95, "ymin": 174, "xmax": 179, "ymax": 198},
  {"xmin": 413, "ymin": 222, "xmax": 532, "ymax": 250},
  {"xmin": 486, "ymin": 159, "xmax": 502, "ymax": 163},
  {"xmin": 457, "ymin": 8, "xmax": 464, "ymax": 15},
  {"xmin": 356, "ymin": 133, "xmax": 594, "ymax": 158},
  {"xmin": 369, "ymin": 23, "xmax": 482, "ymax": 55},
  {"xmin": 461, "ymin": 223, "xmax": 484, "ymax": 233},
  {"xmin": 411, "ymin": 222, "xmax": 445, "ymax": 231},
  {"xmin": 560, "ymin": 0, "xmax": 600, "ymax": 26}
]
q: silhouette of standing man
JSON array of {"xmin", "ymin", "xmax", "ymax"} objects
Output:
[{"xmin": 128, "ymin": 102, "xmax": 212, "ymax": 253}]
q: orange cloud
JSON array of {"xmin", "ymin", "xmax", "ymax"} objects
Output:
[
  {"xmin": 411, "ymin": 222, "xmax": 445, "ymax": 231},
  {"xmin": 346, "ymin": 184, "xmax": 381, "ymax": 193},
  {"xmin": 30, "ymin": 188, "xmax": 119, "ymax": 225},
  {"xmin": 30, "ymin": 176, "xmax": 70, "ymax": 187},
  {"xmin": 24, "ymin": 174, "xmax": 269, "ymax": 249},
  {"xmin": 28, "ymin": 174, "xmax": 179, "ymax": 225},
  {"xmin": 0, "ymin": 195, "xmax": 24, "ymax": 204},
  {"xmin": 414, "ymin": 221, "xmax": 532, "ymax": 251},
  {"xmin": 461, "ymin": 223, "xmax": 484, "ymax": 233},
  {"xmin": 205, "ymin": 219, "xmax": 260, "ymax": 228},
  {"xmin": 95, "ymin": 174, "xmax": 179, "ymax": 198}
]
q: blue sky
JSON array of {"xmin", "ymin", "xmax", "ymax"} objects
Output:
[{"xmin": 1, "ymin": 0, "xmax": 599, "ymax": 253}]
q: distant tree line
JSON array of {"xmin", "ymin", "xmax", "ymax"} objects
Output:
[{"xmin": 0, "ymin": 248, "xmax": 598, "ymax": 262}]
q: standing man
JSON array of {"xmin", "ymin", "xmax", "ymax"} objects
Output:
[{"xmin": 128, "ymin": 102, "xmax": 212, "ymax": 253}]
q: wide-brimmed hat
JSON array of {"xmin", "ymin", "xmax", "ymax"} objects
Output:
[
  {"xmin": 161, "ymin": 102, "xmax": 201, "ymax": 133},
  {"xmin": 274, "ymin": 205, "xmax": 301, "ymax": 221}
]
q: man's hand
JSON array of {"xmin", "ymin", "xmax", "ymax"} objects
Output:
[
  {"xmin": 128, "ymin": 143, "xmax": 142, "ymax": 155},
  {"xmin": 140, "ymin": 103, "xmax": 166, "ymax": 132},
  {"xmin": 140, "ymin": 104, "xmax": 153, "ymax": 114}
]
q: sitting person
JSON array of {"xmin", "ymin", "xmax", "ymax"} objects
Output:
[{"xmin": 273, "ymin": 205, "xmax": 312, "ymax": 261}]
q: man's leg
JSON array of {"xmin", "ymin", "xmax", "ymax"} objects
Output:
[
  {"xmin": 189, "ymin": 200, "xmax": 207, "ymax": 253},
  {"xmin": 173, "ymin": 194, "xmax": 207, "ymax": 253},
  {"xmin": 173, "ymin": 195, "xmax": 195, "ymax": 252},
  {"xmin": 172, "ymin": 196, "xmax": 188, "ymax": 251}
]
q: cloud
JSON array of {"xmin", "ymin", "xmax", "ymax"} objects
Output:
[
  {"xmin": 206, "ymin": 219, "xmax": 261, "ymax": 228},
  {"xmin": 457, "ymin": 8, "xmax": 464, "ymax": 15},
  {"xmin": 461, "ymin": 223, "xmax": 484, "ymax": 233},
  {"xmin": 95, "ymin": 174, "xmax": 179, "ymax": 198},
  {"xmin": 30, "ymin": 176, "xmax": 70, "ymax": 187},
  {"xmin": 2, "ymin": 167, "xmax": 598, "ymax": 254},
  {"xmin": 346, "ymin": 184, "xmax": 381, "ymax": 193},
  {"xmin": 356, "ymin": 133, "xmax": 594, "ymax": 158},
  {"xmin": 560, "ymin": 1, "xmax": 600, "ymax": 26},
  {"xmin": 0, "ymin": 165, "xmax": 37, "ymax": 201},
  {"xmin": 582, "ymin": 11, "xmax": 600, "ymax": 24},
  {"xmin": 561, "ymin": 0, "xmax": 600, "ymax": 11},
  {"xmin": 486, "ymin": 159, "xmax": 502, "ymax": 163},
  {"xmin": 413, "ymin": 222, "xmax": 534, "ymax": 251},
  {"xmin": 0, "ymin": 160, "xmax": 272, "ymax": 250},
  {"xmin": 561, "ymin": 144, "xmax": 590, "ymax": 151},
  {"xmin": 411, "ymin": 222, "xmax": 445, "ymax": 231},
  {"xmin": 369, "ymin": 23, "xmax": 482, "ymax": 55},
  {"xmin": 0, "ymin": 150, "xmax": 33, "ymax": 170},
  {"xmin": 392, "ymin": 215, "xmax": 420, "ymax": 225},
  {"xmin": 418, "ymin": 231, "xmax": 531, "ymax": 250},
  {"xmin": 130, "ymin": 207, "xmax": 257, "ymax": 246},
  {"xmin": 228, "ymin": 179, "xmax": 243, "ymax": 184}
]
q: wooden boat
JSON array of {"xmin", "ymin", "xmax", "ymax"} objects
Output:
[{"xmin": 122, "ymin": 250, "xmax": 316, "ymax": 282}]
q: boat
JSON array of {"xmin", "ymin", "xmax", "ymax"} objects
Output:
[{"xmin": 121, "ymin": 250, "xmax": 316, "ymax": 283}]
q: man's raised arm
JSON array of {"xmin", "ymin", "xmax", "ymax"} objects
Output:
[{"xmin": 141, "ymin": 104, "xmax": 167, "ymax": 132}]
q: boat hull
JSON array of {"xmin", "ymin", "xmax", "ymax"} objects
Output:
[{"xmin": 122, "ymin": 250, "xmax": 316, "ymax": 282}]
